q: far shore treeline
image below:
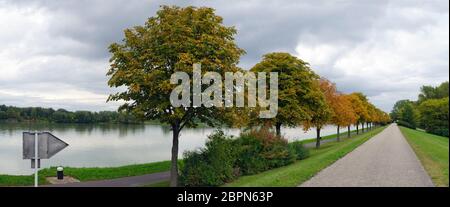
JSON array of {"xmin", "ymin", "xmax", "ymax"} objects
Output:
[{"xmin": 0, "ymin": 105, "xmax": 140, "ymax": 124}]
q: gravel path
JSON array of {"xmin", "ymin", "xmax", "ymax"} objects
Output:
[{"xmin": 300, "ymin": 124, "xmax": 434, "ymax": 187}]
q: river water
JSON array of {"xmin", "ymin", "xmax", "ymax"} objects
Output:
[{"xmin": 0, "ymin": 123, "xmax": 355, "ymax": 175}]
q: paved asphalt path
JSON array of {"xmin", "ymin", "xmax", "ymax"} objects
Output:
[
  {"xmin": 45, "ymin": 171, "xmax": 169, "ymax": 187},
  {"xmin": 300, "ymin": 124, "xmax": 434, "ymax": 187}
]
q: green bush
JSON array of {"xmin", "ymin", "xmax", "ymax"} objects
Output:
[
  {"xmin": 234, "ymin": 135, "xmax": 268, "ymax": 175},
  {"xmin": 180, "ymin": 130, "xmax": 237, "ymax": 186},
  {"xmin": 179, "ymin": 151, "xmax": 214, "ymax": 186},
  {"xmin": 181, "ymin": 128, "xmax": 300, "ymax": 186},
  {"xmin": 397, "ymin": 120, "xmax": 416, "ymax": 129},
  {"xmin": 288, "ymin": 141, "xmax": 310, "ymax": 160},
  {"xmin": 235, "ymin": 128, "xmax": 296, "ymax": 175},
  {"xmin": 418, "ymin": 98, "xmax": 449, "ymax": 137}
]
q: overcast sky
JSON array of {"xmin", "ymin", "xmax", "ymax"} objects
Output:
[{"xmin": 0, "ymin": 0, "xmax": 448, "ymax": 112}]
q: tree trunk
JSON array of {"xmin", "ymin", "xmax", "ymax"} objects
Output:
[
  {"xmin": 347, "ymin": 125, "xmax": 351, "ymax": 138},
  {"xmin": 316, "ymin": 127, "xmax": 321, "ymax": 149},
  {"xmin": 170, "ymin": 125, "xmax": 180, "ymax": 187},
  {"xmin": 361, "ymin": 122, "xmax": 364, "ymax": 133},
  {"xmin": 337, "ymin": 125, "xmax": 340, "ymax": 142},
  {"xmin": 275, "ymin": 122, "xmax": 282, "ymax": 136},
  {"xmin": 356, "ymin": 124, "xmax": 359, "ymax": 135},
  {"xmin": 366, "ymin": 122, "xmax": 369, "ymax": 131}
]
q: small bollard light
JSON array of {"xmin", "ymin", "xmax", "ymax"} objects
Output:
[{"xmin": 57, "ymin": 166, "xmax": 64, "ymax": 180}]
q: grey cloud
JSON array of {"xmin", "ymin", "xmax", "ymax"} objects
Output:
[{"xmin": 1, "ymin": 0, "xmax": 448, "ymax": 112}]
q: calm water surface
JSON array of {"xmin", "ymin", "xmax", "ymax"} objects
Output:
[{"xmin": 0, "ymin": 123, "xmax": 355, "ymax": 175}]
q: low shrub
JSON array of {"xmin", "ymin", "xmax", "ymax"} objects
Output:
[
  {"xmin": 234, "ymin": 134, "xmax": 268, "ymax": 175},
  {"xmin": 288, "ymin": 141, "xmax": 310, "ymax": 160},
  {"xmin": 235, "ymin": 128, "xmax": 296, "ymax": 175},
  {"xmin": 427, "ymin": 128, "xmax": 449, "ymax": 137},
  {"xmin": 180, "ymin": 128, "xmax": 300, "ymax": 186},
  {"xmin": 180, "ymin": 130, "xmax": 237, "ymax": 186},
  {"xmin": 397, "ymin": 120, "xmax": 416, "ymax": 129}
]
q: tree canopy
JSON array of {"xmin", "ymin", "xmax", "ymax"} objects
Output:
[
  {"xmin": 347, "ymin": 93, "xmax": 365, "ymax": 133},
  {"xmin": 418, "ymin": 97, "xmax": 449, "ymax": 136},
  {"xmin": 319, "ymin": 79, "xmax": 357, "ymax": 128},
  {"xmin": 418, "ymin": 81, "xmax": 449, "ymax": 103},
  {"xmin": 390, "ymin": 100, "xmax": 414, "ymax": 121},
  {"xmin": 107, "ymin": 5, "xmax": 245, "ymax": 186},
  {"xmin": 391, "ymin": 81, "xmax": 448, "ymax": 137},
  {"xmin": 316, "ymin": 79, "xmax": 358, "ymax": 141},
  {"xmin": 250, "ymin": 52, "xmax": 322, "ymax": 136}
]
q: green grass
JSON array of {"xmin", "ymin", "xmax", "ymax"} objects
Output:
[
  {"xmin": 399, "ymin": 126, "xmax": 449, "ymax": 187},
  {"xmin": 0, "ymin": 175, "xmax": 36, "ymax": 186},
  {"xmin": 299, "ymin": 129, "xmax": 358, "ymax": 144},
  {"xmin": 141, "ymin": 180, "xmax": 170, "ymax": 187},
  {"xmin": 0, "ymin": 160, "xmax": 172, "ymax": 186},
  {"xmin": 224, "ymin": 126, "xmax": 386, "ymax": 187}
]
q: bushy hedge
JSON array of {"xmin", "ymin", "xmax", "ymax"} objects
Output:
[
  {"xmin": 418, "ymin": 97, "xmax": 449, "ymax": 137},
  {"xmin": 180, "ymin": 128, "xmax": 310, "ymax": 186},
  {"xmin": 236, "ymin": 128, "xmax": 296, "ymax": 175},
  {"xmin": 397, "ymin": 120, "xmax": 416, "ymax": 129},
  {"xmin": 288, "ymin": 141, "xmax": 310, "ymax": 160},
  {"xmin": 180, "ymin": 131, "xmax": 238, "ymax": 186}
]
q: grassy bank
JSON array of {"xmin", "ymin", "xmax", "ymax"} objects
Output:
[
  {"xmin": 299, "ymin": 129, "xmax": 358, "ymax": 144},
  {"xmin": 0, "ymin": 161, "xmax": 172, "ymax": 186},
  {"xmin": 399, "ymin": 127, "xmax": 449, "ymax": 187},
  {"xmin": 224, "ymin": 126, "xmax": 386, "ymax": 187}
]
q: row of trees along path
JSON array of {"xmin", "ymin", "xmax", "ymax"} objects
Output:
[{"xmin": 106, "ymin": 6, "xmax": 390, "ymax": 186}]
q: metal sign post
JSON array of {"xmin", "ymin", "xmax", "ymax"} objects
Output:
[
  {"xmin": 23, "ymin": 131, "xmax": 69, "ymax": 187},
  {"xmin": 34, "ymin": 131, "xmax": 38, "ymax": 187}
]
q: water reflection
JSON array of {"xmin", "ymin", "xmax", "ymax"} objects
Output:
[
  {"xmin": 0, "ymin": 123, "xmax": 147, "ymax": 137},
  {"xmin": 0, "ymin": 123, "xmax": 355, "ymax": 175}
]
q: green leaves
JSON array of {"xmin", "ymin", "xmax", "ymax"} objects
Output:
[
  {"xmin": 391, "ymin": 81, "xmax": 448, "ymax": 137},
  {"xmin": 418, "ymin": 97, "xmax": 449, "ymax": 136},
  {"xmin": 107, "ymin": 6, "xmax": 244, "ymax": 128},
  {"xmin": 106, "ymin": 5, "xmax": 394, "ymax": 149},
  {"xmin": 418, "ymin": 81, "xmax": 449, "ymax": 104},
  {"xmin": 250, "ymin": 52, "xmax": 320, "ymax": 131}
]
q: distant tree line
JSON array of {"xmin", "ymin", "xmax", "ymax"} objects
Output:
[
  {"xmin": 0, "ymin": 105, "xmax": 141, "ymax": 124},
  {"xmin": 391, "ymin": 81, "xmax": 449, "ymax": 137}
]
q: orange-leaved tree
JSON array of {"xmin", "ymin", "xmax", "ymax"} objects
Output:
[
  {"xmin": 319, "ymin": 79, "xmax": 357, "ymax": 141},
  {"xmin": 303, "ymin": 78, "xmax": 332, "ymax": 148},
  {"xmin": 352, "ymin": 93, "xmax": 370, "ymax": 133},
  {"xmin": 348, "ymin": 93, "xmax": 368, "ymax": 134},
  {"xmin": 334, "ymin": 94, "xmax": 358, "ymax": 141}
]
